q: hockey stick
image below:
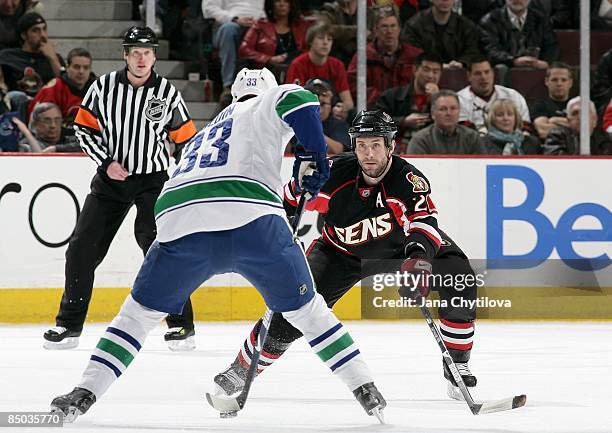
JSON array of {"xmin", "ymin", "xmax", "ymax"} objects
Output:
[
  {"xmin": 206, "ymin": 194, "xmax": 309, "ymax": 416},
  {"xmin": 416, "ymin": 295, "xmax": 526, "ymax": 415}
]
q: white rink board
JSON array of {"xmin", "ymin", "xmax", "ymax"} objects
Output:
[
  {"xmin": 0, "ymin": 155, "xmax": 610, "ymax": 288},
  {"xmin": 0, "ymin": 321, "xmax": 611, "ymax": 432}
]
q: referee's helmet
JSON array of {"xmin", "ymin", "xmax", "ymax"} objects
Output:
[
  {"xmin": 348, "ymin": 110, "xmax": 397, "ymax": 150},
  {"xmin": 122, "ymin": 26, "xmax": 159, "ymax": 51},
  {"xmin": 231, "ymin": 68, "xmax": 278, "ymax": 103}
]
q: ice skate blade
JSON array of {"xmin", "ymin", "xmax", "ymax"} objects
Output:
[
  {"xmin": 371, "ymin": 407, "xmax": 385, "ymax": 424},
  {"xmin": 447, "ymin": 382, "xmax": 466, "ymax": 401},
  {"xmin": 43, "ymin": 337, "xmax": 79, "ymax": 350},
  {"xmin": 167, "ymin": 336, "xmax": 195, "ymax": 351}
]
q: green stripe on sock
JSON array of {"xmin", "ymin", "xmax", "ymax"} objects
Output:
[
  {"xmin": 316, "ymin": 333, "xmax": 354, "ymax": 363},
  {"xmin": 96, "ymin": 338, "xmax": 134, "ymax": 368}
]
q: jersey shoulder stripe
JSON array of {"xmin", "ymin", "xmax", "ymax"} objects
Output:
[
  {"xmin": 154, "ymin": 177, "xmax": 282, "ymax": 218},
  {"xmin": 275, "ymin": 88, "xmax": 319, "ymax": 120}
]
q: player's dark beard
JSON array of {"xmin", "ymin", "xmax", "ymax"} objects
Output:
[{"xmin": 359, "ymin": 151, "xmax": 392, "ymax": 180}]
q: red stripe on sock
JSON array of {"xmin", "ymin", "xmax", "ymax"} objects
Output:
[
  {"xmin": 441, "ymin": 319, "xmax": 473, "ymax": 329},
  {"xmin": 261, "ymin": 349, "xmax": 280, "ymax": 359},
  {"xmin": 238, "ymin": 351, "xmax": 251, "ymax": 370},
  {"xmin": 444, "ymin": 341, "xmax": 473, "ymax": 350}
]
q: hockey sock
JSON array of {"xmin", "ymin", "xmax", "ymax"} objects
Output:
[
  {"xmin": 236, "ymin": 318, "xmax": 296, "ymax": 374},
  {"xmin": 78, "ymin": 295, "xmax": 166, "ymax": 398},
  {"xmin": 439, "ymin": 319, "xmax": 474, "ymax": 352},
  {"xmin": 282, "ymin": 293, "xmax": 373, "ymax": 391}
]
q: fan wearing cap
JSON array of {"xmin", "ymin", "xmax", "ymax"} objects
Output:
[{"xmin": 0, "ymin": 12, "xmax": 64, "ymax": 95}]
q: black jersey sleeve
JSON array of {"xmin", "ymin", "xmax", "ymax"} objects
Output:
[
  {"xmin": 283, "ymin": 153, "xmax": 354, "ymax": 216},
  {"xmin": 383, "ymin": 162, "xmax": 442, "ymax": 258}
]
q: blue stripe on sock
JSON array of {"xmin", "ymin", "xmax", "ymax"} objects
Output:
[
  {"xmin": 330, "ymin": 349, "xmax": 360, "ymax": 372},
  {"xmin": 91, "ymin": 354, "xmax": 122, "ymax": 377},
  {"xmin": 106, "ymin": 327, "xmax": 142, "ymax": 351},
  {"xmin": 308, "ymin": 323, "xmax": 343, "ymax": 347}
]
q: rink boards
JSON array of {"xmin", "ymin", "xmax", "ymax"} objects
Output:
[{"xmin": 0, "ymin": 155, "xmax": 610, "ymax": 322}]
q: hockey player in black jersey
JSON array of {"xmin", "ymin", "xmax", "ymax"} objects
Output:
[{"xmin": 214, "ymin": 110, "xmax": 478, "ymax": 401}]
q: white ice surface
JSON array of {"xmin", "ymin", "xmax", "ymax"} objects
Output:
[{"xmin": 1, "ymin": 321, "xmax": 611, "ymax": 433}]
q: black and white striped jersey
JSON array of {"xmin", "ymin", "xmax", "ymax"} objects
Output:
[{"xmin": 73, "ymin": 68, "xmax": 197, "ymax": 175}]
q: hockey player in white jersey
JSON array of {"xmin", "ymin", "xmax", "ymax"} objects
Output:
[{"xmin": 49, "ymin": 68, "xmax": 386, "ymax": 423}]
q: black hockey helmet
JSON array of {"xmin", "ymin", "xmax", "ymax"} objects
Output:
[
  {"xmin": 348, "ymin": 110, "xmax": 397, "ymax": 150},
  {"xmin": 122, "ymin": 26, "xmax": 159, "ymax": 50}
]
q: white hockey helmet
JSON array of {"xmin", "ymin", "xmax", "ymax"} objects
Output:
[{"xmin": 231, "ymin": 68, "xmax": 278, "ymax": 103}]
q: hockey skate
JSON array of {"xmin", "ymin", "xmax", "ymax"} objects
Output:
[
  {"xmin": 212, "ymin": 361, "xmax": 248, "ymax": 418},
  {"xmin": 50, "ymin": 387, "xmax": 96, "ymax": 423},
  {"xmin": 444, "ymin": 360, "xmax": 477, "ymax": 401},
  {"xmin": 353, "ymin": 382, "xmax": 386, "ymax": 424},
  {"xmin": 164, "ymin": 327, "xmax": 195, "ymax": 351},
  {"xmin": 43, "ymin": 326, "xmax": 81, "ymax": 350}
]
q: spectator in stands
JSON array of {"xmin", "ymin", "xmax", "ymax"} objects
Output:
[
  {"xmin": 304, "ymin": 77, "xmax": 350, "ymax": 153},
  {"xmin": 592, "ymin": 49, "xmax": 612, "ymax": 112},
  {"xmin": 543, "ymin": 97, "xmax": 612, "ymax": 155},
  {"xmin": 407, "ymin": 89, "xmax": 486, "ymax": 154},
  {"xmin": 402, "ymin": 0, "xmax": 481, "ymax": 69},
  {"xmin": 286, "ymin": 20, "xmax": 353, "ymax": 117},
  {"xmin": 592, "ymin": 0, "xmax": 612, "ymax": 30},
  {"xmin": 530, "ymin": 0, "xmax": 574, "ymax": 29},
  {"xmin": 15, "ymin": 102, "xmax": 80, "ymax": 152},
  {"xmin": 479, "ymin": 0, "xmax": 559, "ymax": 73},
  {"xmin": 457, "ymin": 57, "xmax": 530, "ymax": 134},
  {"xmin": 531, "ymin": 62, "xmax": 573, "ymax": 140},
  {"xmin": 462, "ymin": 0, "xmax": 501, "ymax": 24},
  {"xmin": 202, "ymin": 0, "xmax": 266, "ymax": 99},
  {"xmin": 317, "ymin": 0, "xmax": 357, "ymax": 65},
  {"xmin": 239, "ymin": 0, "xmax": 311, "ymax": 73},
  {"xmin": 604, "ymin": 99, "xmax": 612, "ymax": 135},
  {"xmin": 348, "ymin": 5, "xmax": 421, "ymax": 108},
  {"xmin": 0, "ymin": 13, "xmax": 64, "ymax": 96},
  {"xmin": 375, "ymin": 53, "xmax": 442, "ymax": 144},
  {"xmin": 484, "ymin": 98, "xmax": 541, "ymax": 154},
  {"xmin": 0, "ymin": 0, "xmax": 42, "ymax": 51},
  {"xmin": 27, "ymin": 48, "xmax": 94, "ymax": 124}
]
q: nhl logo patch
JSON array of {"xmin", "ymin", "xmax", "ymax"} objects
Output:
[
  {"xmin": 406, "ymin": 171, "xmax": 429, "ymax": 193},
  {"xmin": 360, "ymin": 188, "xmax": 371, "ymax": 198},
  {"xmin": 299, "ymin": 284, "xmax": 308, "ymax": 295},
  {"xmin": 145, "ymin": 97, "xmax": 167, "ymax": 122}
]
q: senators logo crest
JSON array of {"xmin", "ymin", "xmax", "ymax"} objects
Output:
[
  {"xmin": 145, "ymin": 97, "xmax": 167, "ymax": 122},
  {"xmin": 406, "ymin": 171, "xmax": 429, "ymax": 193}
]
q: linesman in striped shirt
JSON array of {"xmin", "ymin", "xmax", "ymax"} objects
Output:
[{"xmin": 43, "ymin": 27, "xmax": 198, "ymax": 351}]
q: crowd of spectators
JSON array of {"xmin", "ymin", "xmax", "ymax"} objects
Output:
[{"xmin": 0, "ymin": 0, "xmax": 610, "ymax": 155}]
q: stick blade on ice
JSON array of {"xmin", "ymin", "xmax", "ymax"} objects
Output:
[{"xmin": 476, "ymin": 394, "xmax": 527, "ymax": 415}]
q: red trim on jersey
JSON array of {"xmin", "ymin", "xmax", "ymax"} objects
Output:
[
  {"xmin": 444, "ymin": 341, "xmax": 474, "ymax": 350},
  {"xmin": 408, "ymin": 227, "xmax": 442, "ymax": 247},
  {"xmin": 305, "ymin": 239, "xmax": 317, "ymax": 256},
  {"xmin": 441, "ymin": 319, "xmax": 473, "ymax": 329},
  {"xmin": 322, "ymin": 227, "xmax": 357, "ymax": 256},
  {"xmin": 306, "ymin": 194, "xmax": 330, "ymax": 214},
  {"xmin": 407, "ymin": 211, "xmax": 431, "ymax": 222}
]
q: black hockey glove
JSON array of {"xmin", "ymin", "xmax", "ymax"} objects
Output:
[{"xmin": 398, "ymin": 242, "xmax": 432, "ymax": 300}]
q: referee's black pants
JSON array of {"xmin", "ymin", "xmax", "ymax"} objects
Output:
[{"xmin": 55, "ymin": 171, "xmax": 194, "ymax": 332}]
